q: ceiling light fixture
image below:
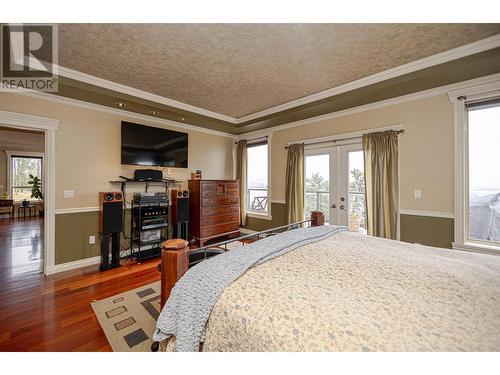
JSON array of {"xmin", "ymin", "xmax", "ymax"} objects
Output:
[
  {"xmin": 150, "ymin": 111, "xmax": 160, "ymax": 115},
  {"xmin": 115, "ymin": 102, "xmax": 126, "ymax": 108},
  {"xmin": 179, "ymin": 117, "xmax": 186, "ymax": 121}
]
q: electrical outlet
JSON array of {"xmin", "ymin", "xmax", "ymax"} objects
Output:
[
  {"xmin": 89, "ymin": 235, "xmax": 96, "ymax": 245},
  {"xmin": 414, "ymin": 189, "xmax": 422, "ymax": 199}
]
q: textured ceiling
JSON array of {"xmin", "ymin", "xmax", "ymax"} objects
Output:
[{"xmin": 58, "ymin": 24, "xmax": 500, "ymax": 118}]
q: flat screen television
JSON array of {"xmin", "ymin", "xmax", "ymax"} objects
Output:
[{"xmin": 121, "ymin": 121, "xmax": 188, "ymax": 168}]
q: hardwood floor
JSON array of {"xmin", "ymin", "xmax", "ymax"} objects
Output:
[{"xmin": 0, "ymin": 218, "xmax": 160, "ymax": 351}]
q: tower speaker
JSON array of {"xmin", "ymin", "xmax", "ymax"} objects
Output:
[
  {"xmin": 99, "ymin": 192, "xmax": 123, "ymax": 234},
  {"xmin": 171, "ymin": 189, "xmax": 189, "ymax": 240},
  {"xmin": 99, "ymin": 192, "xmax": 123, "ymax": 271},
  {"xmin": 171, "ymin": 189, "xmax": 190, "ymax": 223}
]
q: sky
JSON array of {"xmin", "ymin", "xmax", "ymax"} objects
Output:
[{"xmin": 247, "ymin": 144, "xmax": 268, "ymax": 188}]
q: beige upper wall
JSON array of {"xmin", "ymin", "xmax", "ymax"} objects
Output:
[
  {"xmin": 0, "ymin": 93, "xmax": 234, "ymax": 209},
  {"xmin": 0, "ymin": 92, "xmax": 455, "ymax": 213},
  {"xmin": 270, "ymin": 95, "xmax": 454, "ymax": 213}
]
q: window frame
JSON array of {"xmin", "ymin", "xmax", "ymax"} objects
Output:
[
  {"xmin": 6, "ymin": 151, "xmax": 44, "ymax": 203},
  {"xmin": 450, "ymin": 81, "xmax": 500, "ymax": 255},
  {"xmin": 245, "ymin": 135, "xmax": 272, "ymax": 220}
]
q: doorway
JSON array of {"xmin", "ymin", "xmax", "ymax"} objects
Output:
[
  {"xmin": 305, "ymin": 142, "xmax": 366, "ymax": 233},
  {"xmin": 0, "ymin": 126, "xmax": 45, "ymax": 276}
]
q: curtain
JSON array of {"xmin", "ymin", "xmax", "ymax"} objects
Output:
[
  {"xmin": 236, "ymin": 140, "xmax": 248, "ymax": 226},
  {"xmin": 363, "ymin": 131, "xmax": 399, "ymax": 239},
  {"xmin": 285, "ymin": 143, "xmax": 305, "ymax": 224}
]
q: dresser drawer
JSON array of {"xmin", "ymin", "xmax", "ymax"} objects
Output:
[
  {"xmin": 201, "ymin": 222, "xmax": 239, "ymax": 238},
  {"xmin": 201, "ymin": 205, "xmax": 239, "ymax": 217},
  {"xmin": 202, "ymin": 197, "xmax": 239, "ymax": 207},
  {"xmin": 201, "ymin": 213, "xmax": 240, "ymax": 226},
  {"xmin": 202, "ymin": 188, "xmax": 238, "ymax": 199}
]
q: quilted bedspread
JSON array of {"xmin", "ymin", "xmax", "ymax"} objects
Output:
[{"xmin": 160, "ymin": 231, "xmax": 500, "ymax": 351}]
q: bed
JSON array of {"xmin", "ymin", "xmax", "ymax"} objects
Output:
[{"xmin": 153, "ymin": 213, "xmax": 500, "ymax": 352}]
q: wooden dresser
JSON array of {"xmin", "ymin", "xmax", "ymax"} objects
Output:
[{"xmin": 188, "ymin": 180, "xmax": 240, "ymax": 246}]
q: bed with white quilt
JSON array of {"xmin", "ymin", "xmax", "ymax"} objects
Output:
[{"xmin": 153, "ymin": 225, "xmax": 500, "ymax": 352}]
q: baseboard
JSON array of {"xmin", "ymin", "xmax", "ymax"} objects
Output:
[{"xmin": 45, "ymin": 255, "xmax": 100, "ymax": 275}]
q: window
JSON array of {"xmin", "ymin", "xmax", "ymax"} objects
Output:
[
  {"xmin": 466, "ymin": 100, "xmax": 500, "ymax": 247},
  {"xmin": 451, "ymin": 82, "xmax": 500, "ymax": 254},
  {"xmin": 10, "ymin": 155, "xmax": 43, "ymax": 201},
  {"xmin": 247, "ymin": 142, "xmax": 268, "ymax": 215}
]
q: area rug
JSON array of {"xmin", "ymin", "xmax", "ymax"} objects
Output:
[{"xmin": 91, "ymin": 282, "xmax": 160, "ymax": 352}]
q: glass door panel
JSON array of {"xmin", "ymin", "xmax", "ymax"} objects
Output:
[
  {"xmin": 347, "ymin": 150, "xmax": 366, "ymax": 233},
  {"xmin": 305, "ymin": 153, "xmax": 330, "ymax": 223},
  {"xmin": 305, "ymin": 143, "xmax": 366, "ymax": 231}
]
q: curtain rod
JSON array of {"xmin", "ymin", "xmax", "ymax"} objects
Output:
[
  {"xmin": 284, "ymin": 129, "xmax": 404, "ymax": 149},
  {"xmin": 235, "ymin": 135, "xmax": 268, "ymax": 144}
]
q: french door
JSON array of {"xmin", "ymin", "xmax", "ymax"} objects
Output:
[{"xmin": 305, "ymin": 142, "xmax": 367, "ymax": 233}]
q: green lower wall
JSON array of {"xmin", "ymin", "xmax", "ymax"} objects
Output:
[
  {"xmin": 55, "ymin": 211, "xmax": 101, "ymax": 264},
  {"xmin": 55, "ymin": 208, "xmax": 173, "ymax": 265},
  {"xmin": 400, "ymin": 214, "xmax": 454, "ymax": 249},
  {"xmin": 245, "ymin": 202, "xmax": 287, "ymax": 232},
  {"xmin": 245, "ymin": 202, "xmax": 454, "ymax": 249},
  {"xmin": 55, "ymin": 205, "xmax": 454, "ymax": 264}
]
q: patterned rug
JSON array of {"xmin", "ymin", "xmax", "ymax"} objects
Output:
[{"xmin": 91, "ymin": 282, "xmax": 160, "ymax": 352}]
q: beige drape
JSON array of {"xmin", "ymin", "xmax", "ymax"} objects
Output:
[
  {"xmin": 236, "ymin": 140, "xmax": 248, "ymax": 226},
  {"xmin": 285, "ymin": 143, "xmax": 305, "ymax": 224},
  {"xmin": 363, "ymin": 131, "xmax": 399, "ymax": 239}
]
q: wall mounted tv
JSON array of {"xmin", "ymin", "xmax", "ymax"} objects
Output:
[{"xmin": 121, "ymin": 121, "xmax": 188, "ymax": 168}]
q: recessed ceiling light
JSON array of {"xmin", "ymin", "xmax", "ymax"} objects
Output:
[
  {"xmin": 115, "ymin": 102, "xmax": 126, "ymax": 108},
  {"xmin": 150, "ymin": 111, "xmax": 160, "ymax": 115},
  {"xmin": 179, "ymin": 117, "xmax": 186, "ymax": 121}
]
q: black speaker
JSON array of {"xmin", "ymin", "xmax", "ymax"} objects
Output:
[
  {"xmin": 171, "ymin": 189, "xmax": 189, "ymax": 240},
  {"xmin": 171, "ymin": 189, "xmax": 190, "ymax": 223},
  {"xmin": 134, "ymin": 169, "xmax": 163, "ymax": 181},
  {"xmin": 176, "ymin": 197, "xmax": 190, "ymax": 222},
  {"xmin": 99, "ymin": 192, "xmax": 123, "ymax": 234},
  {"xmin": 99, "ymin": 192, "xmax": 123, "ymax": 271}
]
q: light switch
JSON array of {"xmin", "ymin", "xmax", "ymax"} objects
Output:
[
  {"xmin": 89, "ymin": 235, "xmax": 96, "ymax": 245},
  {"xmin": 414, "ymin": 189, "xmax": 422, "ymax": 199},
  {"xmin": 63, "ymin": 190, "xmax": 75, "ymax": 199}
]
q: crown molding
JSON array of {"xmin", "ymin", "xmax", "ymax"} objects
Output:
[
  {"xmin": 237, "ymin": 34, "xmax": 500, "ymax": 123},
  {"xmin": 239, "ymin": 72, "xmax": 500, "ymax": 139},
  {"xmin": 12, "ymin": 91, "xmax": 237, "ymax": 139},
  {"xmin": 56, "ymin": 65, "xmax": 238, "ymax": 124},
  {"xmin": 0, "ymin": 110, "xmax": 60, "ymax": 130}
]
